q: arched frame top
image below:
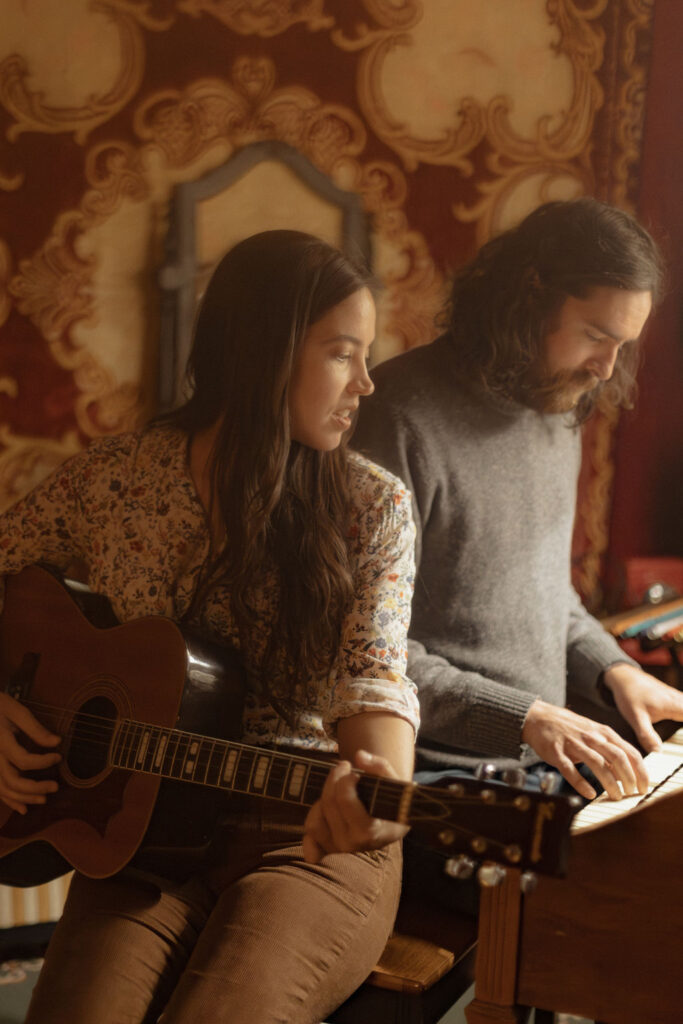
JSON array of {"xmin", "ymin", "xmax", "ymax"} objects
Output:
[{"xmin": 157, "ymin": 140, "xmax": 371, "ymax": 410}]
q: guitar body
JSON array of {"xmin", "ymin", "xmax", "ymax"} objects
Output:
[{"xmin": 0, "ymin": 565, "xmax": 245, "ymax": 886}]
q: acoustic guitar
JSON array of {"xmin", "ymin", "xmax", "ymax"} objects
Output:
[{"xmin": 0, "ymin": 565, "xmax": 579, "ymax": 886}]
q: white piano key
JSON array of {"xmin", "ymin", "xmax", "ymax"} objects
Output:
[{"xmin": 572, "ymin": 728, "xmax": 683, "ymax": 834}]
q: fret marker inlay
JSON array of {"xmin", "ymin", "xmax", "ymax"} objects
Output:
[
  {"xmin": 253, "ymin": 756, "xmax": 269, "ymax": 790},
  {"xmin": 289, "ymin": 764, "xmax": 305, "ymax": 798},
  {"xmin": 154, "ymin": 735, "xmax": 168, "ymax": 769},
  {"xmin": 136, "ymin": 732, "xmax": 150, "ymax": 765},
  {"xmin": 223, "ymin": 750, "xmax": 238, "ymax": 784}
]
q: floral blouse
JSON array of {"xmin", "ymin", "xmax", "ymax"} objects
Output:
[{"xmin": 0, "ymin": 426, "xmax": 419, "ymax": 751}]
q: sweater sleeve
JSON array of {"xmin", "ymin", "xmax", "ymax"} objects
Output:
[
  {"xmin": 565, "ymin": 585, "xmax": 639, "ymax": 700},
  {"xmin": 407, "ymin": 638, "xmax": 538, "ymax": 760}
]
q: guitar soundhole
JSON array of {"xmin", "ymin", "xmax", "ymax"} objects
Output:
[{"xmin": 66, "ymin": 696, "xmax": 117, "ymax": 781}]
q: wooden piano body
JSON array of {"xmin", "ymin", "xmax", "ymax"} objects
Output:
[{"xmin": 466, "ymin": 733, "xmax": 683, "ymax": 1024}]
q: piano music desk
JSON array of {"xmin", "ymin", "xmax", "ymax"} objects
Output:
[{"xmin": 466, "ymin": 736, "xmax": 683, "ymax": 1024}]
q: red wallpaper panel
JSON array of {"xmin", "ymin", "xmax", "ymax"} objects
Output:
[
  {"xmin": 607, "ymin": 0, "xmax": 683, "ymax": 601},
  {"xmin": 0, "ymin": 1, "xmax": 668, "ymax": 608}
]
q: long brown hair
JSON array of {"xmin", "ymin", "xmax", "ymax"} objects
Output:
[
  {"xmin": 159, "ymin": 230, "xmax": 374, "ymax": 706},
  {"xmin": 444, "ymin": 198, "xmax": 664, "ymax": 422}
]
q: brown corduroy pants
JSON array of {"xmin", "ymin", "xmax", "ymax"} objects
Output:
[{"xmin": 26, "ymin": 804, "xmax": 401, "ymax": 1024}]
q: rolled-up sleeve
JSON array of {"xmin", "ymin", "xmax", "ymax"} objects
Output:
[{"xmin": 324, "ymin": 461, "xmax": 420, "ymax": 738}]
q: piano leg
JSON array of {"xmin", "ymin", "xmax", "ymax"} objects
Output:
[{"xmin": 465, "ymin": 870, "xmax": 530, "ymax": 1024}]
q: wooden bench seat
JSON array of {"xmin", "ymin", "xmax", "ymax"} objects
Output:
[{"xmin": 328, "ymin": 899, "xmax": 478, "ymax": 1023}]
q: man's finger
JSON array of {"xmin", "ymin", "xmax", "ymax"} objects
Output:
[
  {"xmin": 595, "ymin": 742, "xmax": 638, "ymax": 796},
  {"xmin": 628, "ymin": 707, "xmax": 663, "ymax": 758},
  {"xmin": 555, "ymin": 755, "xmax": 596, "ymax": 800},
  {"xmin": 618, "ymin": 732, "xmax": 651, "ymax": 793}
]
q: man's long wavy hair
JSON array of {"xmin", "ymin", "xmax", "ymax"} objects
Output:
[
  {"xmin": 158, "ymin": 230, "xmax": 373, "ymax": 709},
  {"xmin": 444, "ymin": 198, "xmax": 664, "ymax": 423}
]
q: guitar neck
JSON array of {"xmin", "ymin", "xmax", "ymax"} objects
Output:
[{"xmin": 110, "ymin": 719, "xmax": 410, "ymax": 822}]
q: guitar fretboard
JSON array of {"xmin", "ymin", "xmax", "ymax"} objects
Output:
[{"xmin": 109, "ymin": 718, "xmax": 410, "ymax": 823}]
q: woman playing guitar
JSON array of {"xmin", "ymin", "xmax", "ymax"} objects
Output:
[{"xmin": 0, "ymin": 231, "xmax": 419, "ymax": 1023}]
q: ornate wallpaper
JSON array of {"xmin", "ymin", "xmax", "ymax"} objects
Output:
[{"xmin": 0, "ymin": 0, "xmax": 658, "ymax": 606}]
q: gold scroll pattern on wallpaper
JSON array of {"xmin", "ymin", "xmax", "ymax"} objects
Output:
[
  {"xmin": 176, "ymin": 0, "xmax": 334, "ymax": 36},
  {"xmin": 0, "ymin": 1, "xmax": 173, "ymax": 144},
  {"xmin": 0, "ymin": 0, "xmax": 655, "ymax": 602}
]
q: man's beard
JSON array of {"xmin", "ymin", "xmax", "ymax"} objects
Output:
[{"xmin": 523, "ymin": 367, "xmax": 603, "ymax": 414}]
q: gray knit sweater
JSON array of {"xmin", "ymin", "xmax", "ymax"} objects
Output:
[{"xmin": 353, "ymin": 334, "xmax": 634, "ymax": 770}]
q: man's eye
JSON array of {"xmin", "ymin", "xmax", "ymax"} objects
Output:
[{"xmin": 335, "ymin": 353, "xmax": 351, "ymax": 362}]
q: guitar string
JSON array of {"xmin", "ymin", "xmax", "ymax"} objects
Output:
[
  {"xmin": 20, "ymin": 695, "xmax": 533, "ymax": 799},
  {"xmin": 20, "ymin": 693, "xmax": 541, "ymax": 819},
  {"xmin": 14, "ymin": 698, "xmax": 536, "ymax": 841},
  {"xmin": 10, "ymin": 688, "xmax": 548, "ymax": 856},
  {"xmin": 19, "ymin": 697, "xmax": 418, "ymax": 793},
  {"xmin": 11, "ymin": 697, "xmax": 531, "ymax": 863},
  {"xmin": 19, "ymin": 699, "xmax": 346, "ymax": 777}
]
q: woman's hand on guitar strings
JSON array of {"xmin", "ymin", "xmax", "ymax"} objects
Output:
[
  {"xmin": 0, "ymin": 693, "xmax": 61, "ymax": 814},
  {"xmin": 302, "ymin": 749, "xmax": 409, "ymax": 864}
]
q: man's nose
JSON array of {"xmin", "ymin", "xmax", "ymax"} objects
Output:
[{"xmin": 588, "ymin": 343, "xmax": 620, "ymax": 380}]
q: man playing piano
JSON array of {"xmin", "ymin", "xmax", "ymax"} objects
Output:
[{"xmin": 353, "ymin": 198, "xmax": 683, "ymax": 811}]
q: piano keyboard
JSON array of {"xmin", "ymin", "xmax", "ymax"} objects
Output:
[{"xmin": 571, "ymin": 728, "xmax": 683, "ymax": 834}]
